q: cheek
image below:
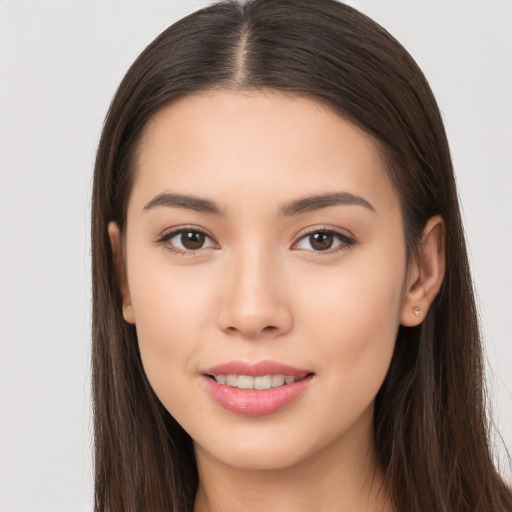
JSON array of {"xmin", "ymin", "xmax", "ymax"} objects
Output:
[
  {"xmin": 127, "ymin": 256, "xmax": 218, "ymax": 391},
  {"xmin": 297, "ymin": 248, "xmax": 405, "ymax": 397}
]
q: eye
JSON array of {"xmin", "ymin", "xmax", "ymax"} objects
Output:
[
  {"xmin": 158, "ymin": 228, "xmax": 217, "ymax": 254},
  {"xmin": 293, "ymin": 229, "xmax": 354, "ymax": 253}
]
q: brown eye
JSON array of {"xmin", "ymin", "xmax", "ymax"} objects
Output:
[
  {"xmin": 160, "ymin": 228, "xmax": 216, "ymax": 253},
  {"xmin": 181, "ymin": 231, "xmax": 206, "ymax": 250},
  {"xmin": 309, "ymin": 232, "xmax": 334, "ymax": 251},
  {"xmin": 293, "ymin": 229, "xmax": 354, "ymax": 253}
]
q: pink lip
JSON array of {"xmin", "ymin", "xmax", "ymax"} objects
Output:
[
  {"xmin": 203, "ymin": 360, "xmax": 312, "ymax": 377},
  {"xmin": 201, "ymin": 360, "xmax": 314, "ymax": 417}
]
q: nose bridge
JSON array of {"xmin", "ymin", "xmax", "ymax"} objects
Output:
[{"xmin": 218, "ymin": 239, "xmax": 292, "ymax": 338}]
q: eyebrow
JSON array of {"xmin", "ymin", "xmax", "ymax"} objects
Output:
[
  {"xmin": 280, "ymin": 192, "xmax": 376, "ymax": 216},
  {"xmin": 142, "ymin": 190, "xmax": 376, "ymax": 216},
  {"xmin": 143, "ymin": 192, "xmax": 224, "ymax": 215}
]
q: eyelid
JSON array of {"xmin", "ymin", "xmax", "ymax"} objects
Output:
[
  {"xmin": 154, "ymin": 224, "xmax": 356, "ymax": 255},
  {"xmin": 156, "ymin": 224, "xmax": 213, "ymax": 240},
  {"xmin": 155, "ymin": 225, "xmax": 219, "ymax": 254},
  {"xmin": 291, "ymin": 226, "xmax": 356, "ymax": 253}
]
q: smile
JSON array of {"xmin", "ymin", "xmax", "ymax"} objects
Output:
[
  {"xmin": 201, "ymin": 361, "xmax": 314, "ymax": 416},
  {"xmin": 210, "ymin": 374, "xmax": 308, "ymax": 389}
]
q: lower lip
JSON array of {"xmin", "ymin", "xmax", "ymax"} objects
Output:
[{"xmin": 202, "ymin": 375, "xmax": 314, "ymax": 416}]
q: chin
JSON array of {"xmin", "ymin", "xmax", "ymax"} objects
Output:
[
  {"xmin": 196, "ymin": 440, "xmax": 313, "ymax": 472},
  {"xmin": 192, "ymin": 417, "xmax": 357, "ymax": 474}
]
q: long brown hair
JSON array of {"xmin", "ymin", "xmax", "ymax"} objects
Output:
[{"xmin": 91, "ymin": 1, "xmax": 512, "ymax": 510}]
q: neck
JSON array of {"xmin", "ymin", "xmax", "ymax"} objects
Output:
[{"xmin": 193, "ymin": 408, "xmax": 392, "ymax": 512}]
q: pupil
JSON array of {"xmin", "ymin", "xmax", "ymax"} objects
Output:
[
  {"xmin": 310, "ymin": 232, "xmax": 333, "ymax": 251},
  {"xmin": 181, "ymin": 231, "xmax": 205, "ymax": 250}
]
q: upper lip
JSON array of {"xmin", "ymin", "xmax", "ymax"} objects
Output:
[{"xmin": 202, "ymin": 360, "xmax": 313, "ymax": 377}]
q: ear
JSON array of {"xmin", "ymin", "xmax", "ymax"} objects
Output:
[
  {"xmin": 400, "ymin": 215, "xmax": 446, "ymax": 326},
  {"xmin": 108, "ymin": 221, "xmax": 135, "ymax": 324}
]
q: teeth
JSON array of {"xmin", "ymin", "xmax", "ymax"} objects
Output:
[
  {"xmin": 271, "ymin": 375, "xmax": 285, "ymax": 387},
  {"xmin": 237, "ymin": 375, "xmax": 254, "ymax": 389},
  {"xmin": 226, "ymin": 374, "xmax": 238, "ymax": 386},
  {"xmin": 213, "ymin": 374, "xmax": 301, "ymax": 389},
  {"xmin": 254, "ymin": 375, "xmax": 272, "ymax": 390}
]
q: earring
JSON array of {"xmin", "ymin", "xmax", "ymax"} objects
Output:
[
  {"xmin": 413, "ymin": 306, "xmax": 422, "ymax": 317},
  {"xmin": 123, "ymin": 304, "xmax": 132, "ymax": 310}
]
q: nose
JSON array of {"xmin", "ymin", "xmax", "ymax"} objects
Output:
[{"xmin": 217, "ymin": 246, "xmax": 293, "ymax": 340}]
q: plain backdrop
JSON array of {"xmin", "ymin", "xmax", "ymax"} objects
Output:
[{"xmin": 0, "ymin": 1, "xmax": 511, "ymax": 510}]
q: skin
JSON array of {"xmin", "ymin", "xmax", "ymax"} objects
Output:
[{"xmin": 109, "ymin": 90, "xmax": 445, "ymax": 512}]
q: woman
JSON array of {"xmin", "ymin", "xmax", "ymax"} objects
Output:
[{"xmin": 91, "ymin": 0, "xmax": 512, "ymax": 510}]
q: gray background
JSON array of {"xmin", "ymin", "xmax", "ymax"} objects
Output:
[{"xmin": 0, "ymin": 1, "xmax": 510, "ymax": 510}]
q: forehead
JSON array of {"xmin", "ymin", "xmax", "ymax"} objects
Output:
[{"xmin": 130, "ymin": 90, "xmax": 398, "ymax": 215}]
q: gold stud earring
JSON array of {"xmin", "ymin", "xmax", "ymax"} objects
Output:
[{"xmin": 413, "ymin": 306, "xmax": 422, "ymax": 317}]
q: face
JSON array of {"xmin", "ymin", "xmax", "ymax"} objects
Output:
[{"xmin": 116, "ymin": 90, "xmax": 410, "ymax": 471}]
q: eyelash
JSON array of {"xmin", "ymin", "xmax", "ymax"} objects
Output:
[
  {"xmin": 293, "ymin": 227, "xmax": 356, "ymax": 255},
  {"xmin": 155, "ymin": 226, "xmax": 356, "ymax": 256},
  {"xmin": 156, "ymin": 226, "xmax": 217, "ymax": 256}
]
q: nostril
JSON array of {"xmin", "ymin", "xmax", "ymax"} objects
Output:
[{"xmin": 263, "ymin": 325, "xmax": 278, "ymax": 332}]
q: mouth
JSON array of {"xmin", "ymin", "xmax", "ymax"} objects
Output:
[
  {"xmin": 205, "ymin": 373, "xmax": 311, "ymax": 390},
  {"xmin": 201, "ymin": 361, "xmax": 315, "ymax": 416}
]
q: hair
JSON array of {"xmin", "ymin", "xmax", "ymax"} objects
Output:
[{"xmin": 91, "ymin": 1, "xmax": 512, "ymax": 510}]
